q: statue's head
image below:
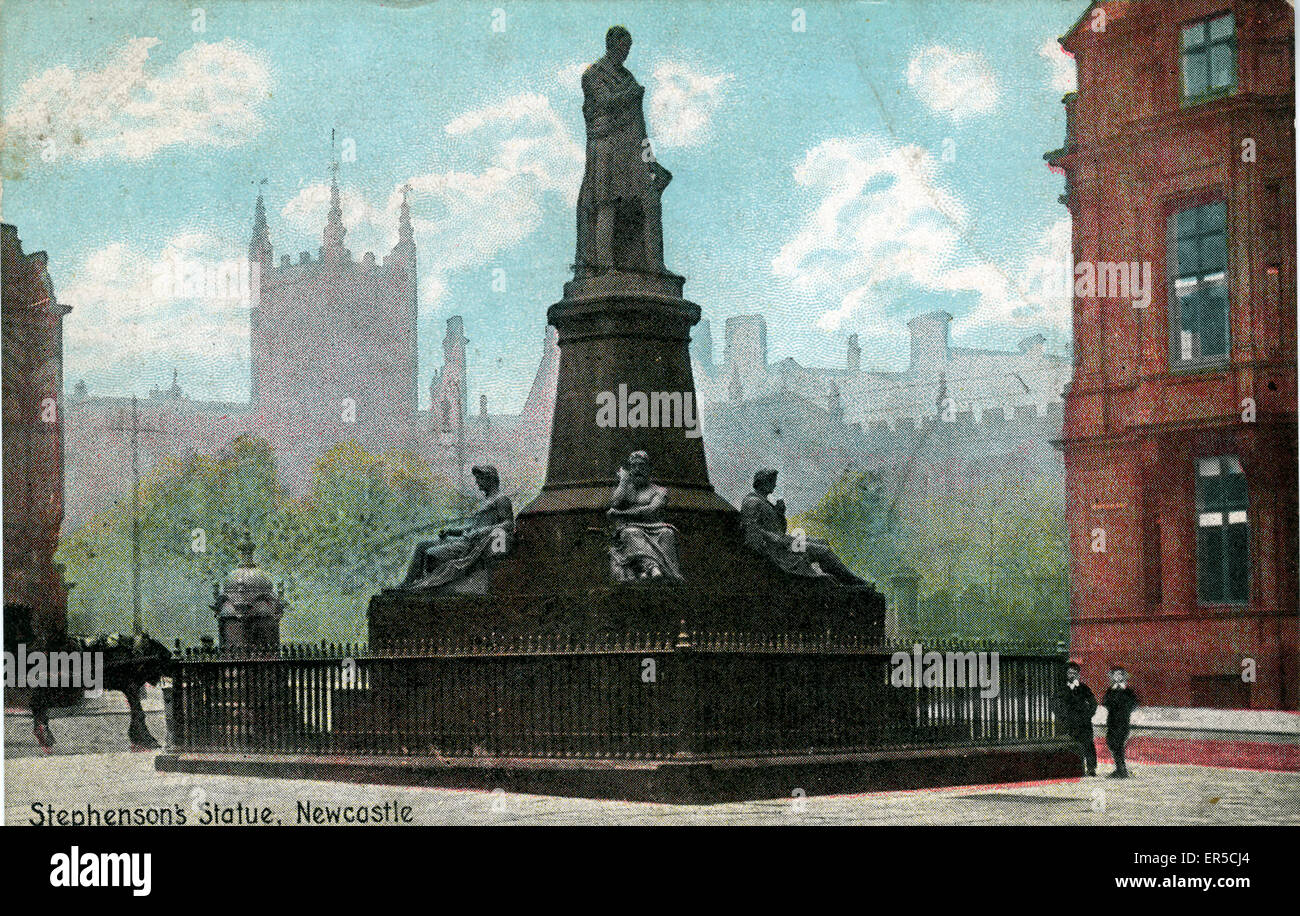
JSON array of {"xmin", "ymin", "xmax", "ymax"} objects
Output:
[
  {"xmin": 754, "ymin": 468, "xmax": 778, "ymax": 495},
  {"xmin": 471, "ymin": 465, "xmax": 500, "ymax": 494},
  {"xmin": 606, "ymin": 26, "xmax": 631, "ymax": 63},
  {"xmin": 627, "ymin": 450, "xmax": 651, "ymax": 484}
]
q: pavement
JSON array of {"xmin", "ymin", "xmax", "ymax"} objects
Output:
[
  {"xmin": 1123, "ymin": 706, "xmax": 1300, "ymax": 734},
  {"xmin": 6, "ymin": 710, "xmax": 1299, "ymax": 826}
]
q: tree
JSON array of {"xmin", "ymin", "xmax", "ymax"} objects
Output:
[
  {"xmin": 795, "ymin": 459, "xmax": 1068, "ymax": 643},
  {"xmin": 57, "ymin": 436, "xmax": 459, "ymax": 646}
]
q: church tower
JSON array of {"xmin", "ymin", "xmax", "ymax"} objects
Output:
[
  {"xmin": 429, "ymin": 316, "xmax": 468, "ymax": 443},
  {"xmin": 242, "ymin": 156, "xmax": 420, "ymax": 492}
]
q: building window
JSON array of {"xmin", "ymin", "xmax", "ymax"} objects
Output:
[
  {"xmin": 1181, "ymin": 13, "xmax": 1236, "ymax": 104},
  {"xmin": 1195, "ymin": 455, "xmax": 1249, "ymax": 605},
  {"xmin": 1169, "ymin": 201, "xmax": 1229, "ymax": 365}
]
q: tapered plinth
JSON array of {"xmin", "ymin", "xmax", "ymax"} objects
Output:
[
  {"xmin": 542, "ymin": 269, "xmax": 712, "ymax": 498},
  {"xmin": 482, "ymin": 269, "xmax": 765, "ymax": 597}
]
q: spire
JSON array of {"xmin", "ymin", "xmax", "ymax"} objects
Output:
[
  {"xmin": 398, "ymin": 183, "xmax": 414, "ymax": 247},
  {"xmin": 386, "ymin": 182, "xmax": 416, "ymax": 269},
  {"xmin": 249, "ymin": 183, "xmax": 272, "ymax": 266},
  {"xmin": 237, "ymin": 528, "xmax": 257, "ymax": 567},
  {"xmin": 322, "ymin": 160, "xmax": 347, "ymax": 258}
]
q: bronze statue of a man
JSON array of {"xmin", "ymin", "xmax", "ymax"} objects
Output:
[
  {"xmin": 607, "ymin": 451, "xmax": 683, "ymax": 582},
  {"xmin": 575, "ymin": 26, "xmax": 672, "ymax": 277},
  {"xmin": 741, "ymin": 468, "xmax": 867, "ymax": 587},
  {"xmin": 403, "ymin": 465, "xmax": 514, "ymax": 590}
]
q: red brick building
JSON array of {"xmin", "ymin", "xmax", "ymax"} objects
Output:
[
  {"xmin": 1049, "ymin": 0, "xmax": 1296, "ymax": 709},
  {"xmin": 2, "ymin": 224, "xmax": 71, "ymax": 643}
]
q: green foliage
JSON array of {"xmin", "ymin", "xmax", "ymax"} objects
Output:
[
  {"xmin": 796, "ymin": 465, "xmax": 1068, "ymax": 643},
  {"xmin": 57, "ymin": 436, "xmax": 459, "ymax": 646}
]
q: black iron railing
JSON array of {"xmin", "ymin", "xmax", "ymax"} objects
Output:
[{"xmin": 169, "ymin": 635, "xmax": 1068, "ymax": 760}]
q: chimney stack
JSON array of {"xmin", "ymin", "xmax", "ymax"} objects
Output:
[{"xmin": 907, "ymin": 310, "xmax": 952, "ymax": 377}]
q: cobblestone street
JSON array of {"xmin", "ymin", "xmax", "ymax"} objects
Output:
[{"xmin": 7, "ymin": 711, "xmax": 1298, "ymax": 826}]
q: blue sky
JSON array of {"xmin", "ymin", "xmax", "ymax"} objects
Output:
[{"xmin": 2, "ymin": 0, "xmax": 1082, "ymax": 412}]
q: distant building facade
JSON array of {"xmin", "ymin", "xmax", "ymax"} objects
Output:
[
  {"xmin": 693, "ymin": 309, "xmax": 1071, "ymax": 514},
  {"xmin": 3, "ymin": 224, "xmax": 71, "ymax": 641},
  {"xmin": 1049, "ymin": 0, "xmax": 1296, "ymax": 708}
]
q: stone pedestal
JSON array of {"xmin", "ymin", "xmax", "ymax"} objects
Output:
[
  {"xmin": 370, "ymin": 267, "xmax": 885, "ymax": 639},
  {"xmin": 497, "ymin": 270, "xmax": 745, "ymax": 594}
]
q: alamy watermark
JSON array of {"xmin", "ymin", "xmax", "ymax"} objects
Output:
[
  {"xmin": 1033, "ymin": 259, "xmax": 1154, "ymax": 309},
  {"xmin": 1078, "ymin": 260, "xmax": 1153, "ymax": 308},
  {"xmin": 151, "ymin": 256, "xmax": 261, "ymax": 307},
  {"xmin": 890, "ymin": 643, "xmax": 1000, "ymax": 699},
  {"xmin": 595, "ymin": 384, "xmax": 702, "ymax": 438},
  {"xmin": 4, "ymin": 644, "xmax": 105, "ymax": 696},
  {"xmin": 49, "ymin": 846, "xmax": 151, "ymax": 896}
]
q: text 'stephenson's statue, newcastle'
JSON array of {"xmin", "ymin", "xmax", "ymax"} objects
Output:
[
  {"xmin": 403, "ymin": 465, "xmax": 514, "ymax": 590},
  {"xmin": 575, "ymin": 26, "xmax": 672, "ymax": 277},
  {"xmin": 741, "ymin": 469, "xmax": 867, "ymax": 587},
  {"xmin": 607, "ymin": 451, "xmax": 684, "ymax": 582}
]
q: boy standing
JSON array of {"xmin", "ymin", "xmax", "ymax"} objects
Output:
[
  {"xmin": 1103, "ymin": 666, "xmax": 1139, "ymax": 778},
  {"xmin": 1057, "ymin": 661, "xmax": 1098, "ymax": 777}
]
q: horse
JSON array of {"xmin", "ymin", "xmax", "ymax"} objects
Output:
[{"xmin": 5, "ymin": 608, "xmax": 172, "ymax": 752}]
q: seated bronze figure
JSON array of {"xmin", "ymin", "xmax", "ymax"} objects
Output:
[
  {"xmin": 607, "ymin": 450, "xmax": 683, "ymax": 582},
  {"xmin": 403, "ymin": 465, "xmax": 514, "ymax": 590},
  {"xmin": 740, "ymin": 468, "xmax": 867, "ymax": 587}
]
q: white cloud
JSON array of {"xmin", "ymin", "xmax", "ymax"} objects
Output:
[
  {"xmin": 417, "ymin": 93, "xmax": 582, "ymax": 306},
  {"xmin": 960, "ymin": 216, "xmax": 1073, "ymax": 334},
  {"xmin": 906, "ymin": 46, "xmax": 998, "ymax": 120},
  {"xmin": 61, "ymin": 235, "xmax": 252, "ymax": 399},
  {"xmin": 555, "ymin": 61, "xmax": 587, "ymax": 93},
  {"xmin": 1038, "ymin": 39, "xmax": 1077, "ymax": 93},
  {"xmin": 647, "ymin": 60, "xmax": 732, "ymax": 148},
  {"xmin": 773, "ymin": 136, "xmax": 969, "ymax": 330},
  {"xmin": 2, "ymin": 37, "xmax": 271, "ymax": 164},
  {"xmin": 554, "ymin": 58, "xmax": 732, "ymax": 148},
  {"xmin": 773, "ymin": 135, "xmax": 1071, "ymax": 337},
  {"xmin": 280, "ymin": 183, "xmax": 390, "ymax": 254}
]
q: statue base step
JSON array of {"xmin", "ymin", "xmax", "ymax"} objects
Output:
[
  {"xmin": 369, "ymin": 579, "xmax": 885, "ymax": 645},
  {"xmin": 562, "ymin": 268, "xmax": 686, "ymax": 302},
  {"xmin": 157, "ymin": 743, "xmax": 1080, "ymax": 804}
]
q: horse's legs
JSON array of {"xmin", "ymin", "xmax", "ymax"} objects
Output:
[
  {"xmin": 31, "ymin": 695, "xmax": 54, "ymax": 751},
  {"xmin": 125, "ymin": 684, "xmax": 160, "ymax": 750}
]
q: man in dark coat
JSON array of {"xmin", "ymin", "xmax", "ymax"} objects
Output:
[
  {"xmin": 575, "ymin": 26, "xmax": 672, "ymax": 276},
  {"xmin": 1055, "ymin": 661, "xmax": 1097, "ymax": 776},
  {"xmin": 1103, "ymin": 666, "xmax": 1139, "ymax": 778}
]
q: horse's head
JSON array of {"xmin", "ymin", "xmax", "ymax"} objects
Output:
[
  {"xmin": 134, "ymin": 633, "xmax": 173, "ymax": 684},
  {"xmin": 133, "ymin": 632, "xmax": 172, "ymax": 661},
  {"xmin": 87, "ymin": 632, "xmax": 173, "ymax": 687}
]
